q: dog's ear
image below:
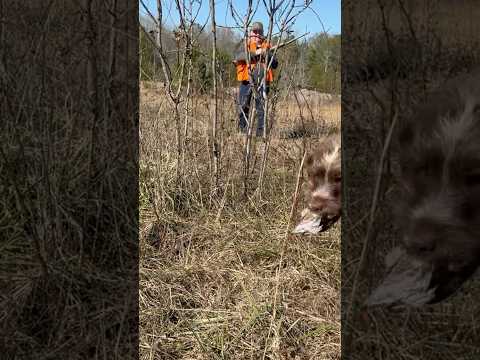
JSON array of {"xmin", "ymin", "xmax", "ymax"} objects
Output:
[
  {"xmin": 397, "ymin": 120, "xmax": 414, "ymax": 146},
  {"xmin": 304, "ymin": 153, "xmax": 314, "ymax": 174}
]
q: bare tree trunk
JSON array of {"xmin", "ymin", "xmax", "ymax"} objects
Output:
[
  {"xmin": 243, "ymin": 104, "xmax": 255, "ymax": 197},
  {"xmin": 257, "ymin": 0, "xmax": 295, "ymax": 197},
  {"xmin": 0, "ymin": 0, "xmax": 5, "ymax": 87},
  {"xmin": 240, "ymin": 0, "xmax": 254, "ymax": 198},
  {"xmin": 153, "ymin": 0, "xmax": 162, "ymax": 81},
  {"xmin": 181, "ymin": 18, "xmax": 194, "ymax": 178},
  {"xmin": 210, "ymin": 0, "xmax": 219, "ymax": 191}
]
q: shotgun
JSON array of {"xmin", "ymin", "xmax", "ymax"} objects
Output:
[
  {"xmin": 232, "ymin": 32, "xmax": 309, "ymax": 64},
  {"xmin": 268, "ymin": 32, "xmax": 309, "ymax": 51}
]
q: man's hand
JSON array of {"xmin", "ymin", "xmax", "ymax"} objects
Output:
[{"xmin": 255, "ymin": 48, "xmax": 267, "ymax": 56}]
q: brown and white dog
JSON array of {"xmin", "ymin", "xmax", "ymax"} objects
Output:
[
  {"xmin": 294, "ymin": 133, "xmax": 341, "ymax": 234},
  {"xmin": 305, "ymin": 134, "xmax": 342, "ymax": 218},
  {"xmin": 395, "ymin": 68, "xmax": 480, "ymax": 301}
]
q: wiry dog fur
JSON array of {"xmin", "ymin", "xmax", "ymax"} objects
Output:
[
  {"xmin": 396, "ymin": 68, "xmax": 480, "ymax": 300},
  {"xmin": 304, "ymin": 133, "xmax": 341, "ymax": 219}
]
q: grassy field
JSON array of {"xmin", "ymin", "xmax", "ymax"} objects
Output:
[{"xmin": 139, "ymin": 82, "xmax": 341, "ymax": 359}]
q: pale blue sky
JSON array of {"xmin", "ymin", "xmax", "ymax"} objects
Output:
[{"xmin": 140, "ymin": 0, "xmax": 340, "ymax": 36}]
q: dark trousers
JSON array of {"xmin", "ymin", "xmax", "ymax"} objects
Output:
[{"xmin": 238, "ymin": 81, "xmax": 269, "ymax": 135}]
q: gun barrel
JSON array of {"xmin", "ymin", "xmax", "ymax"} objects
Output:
[{"xmin": 270, "ymin": 32, "xmax": 309, "ymax": 51}]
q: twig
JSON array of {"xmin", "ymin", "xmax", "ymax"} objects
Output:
[
  {"xmin": 346, "ymin": 111, "xmax": 398, "ymax": 326},
  {"xmin": 210, "ymin": 0, "xmax": 220, "ymax": 192}
]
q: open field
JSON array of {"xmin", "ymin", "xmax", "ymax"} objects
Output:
[{"xmin": 139, "ymin": 82, "xmax": 341, "ymax": 359}]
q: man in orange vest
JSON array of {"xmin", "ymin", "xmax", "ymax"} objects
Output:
[{"xmin": 233, "ymin": 22, "xmax": 278, "ymax": 136}]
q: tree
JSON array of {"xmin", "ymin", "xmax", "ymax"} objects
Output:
[{"xmin": 306, "ymin": 33, "xmax": 341, "ymax": 93}]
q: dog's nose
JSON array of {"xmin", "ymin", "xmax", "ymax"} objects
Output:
[
  {"xmin": 308, "ymin": 185, "xmax": 341, "ymax": 216},
  {"xmin": 309, "ymin": 194, "xmax": 329, "ymax": 212},
  {"xmin": 405, "ymin": 235, "xmax": 436, "ymax": 254},
  {"xmin": 404, "ymin": 220, "xmax": 439, "ymax": 255},
  {"xmin": 309, "ymin": 202, "xmax": 325, "ymax": 213}
]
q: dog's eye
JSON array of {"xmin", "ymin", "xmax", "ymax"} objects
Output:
[
  {"xmin": 413, "ymin": 165, "xmax": 430, "ymax": 177},
  {"xmin": 465, "ymin": 172, "xmax": 480, "ymax": 187},
  {"xmin": 310, "ymin": 168, "xmax": 325, "ymax": 179},
  {"xmin": 473, "ymin": 104, "xmax": 480, "ymax": 115},
  {"xmin": 414, "ymin": 162, "xmax": 438, "ymax": 178}
]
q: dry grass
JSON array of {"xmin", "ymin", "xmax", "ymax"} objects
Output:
[
  {"xmin": 139, "ymin": 82, "xmax": 341, "ymax": 359},
  {"xmin": 1, "ymin": 3, "xmax": 139, "ymax": 358}
]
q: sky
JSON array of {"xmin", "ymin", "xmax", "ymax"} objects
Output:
[{"xmin": 139, "ymin": 0, "xmax": 341, "ymax": 37}]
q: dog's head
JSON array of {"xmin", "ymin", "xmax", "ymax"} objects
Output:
[
  {"xmin": 304, "ymin": 134, "xmax": 341, "ymax": 219},
  {"xmin": 396, "ymin": 70, "xmax": 480, "ymax": 298}
]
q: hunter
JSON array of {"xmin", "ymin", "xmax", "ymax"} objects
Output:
[{"xmin": 233, "ymin": 22, "xmax": 278, "ymax": 136}]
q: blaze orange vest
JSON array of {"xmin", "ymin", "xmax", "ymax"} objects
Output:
[{"xmin": 236, "ymin": 39, "xmax": 274, "ymax": 83}]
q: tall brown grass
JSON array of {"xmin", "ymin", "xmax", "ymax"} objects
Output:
[{"xmin": 1, "ymin": 2, "xmax": 139, "ymax": 358}]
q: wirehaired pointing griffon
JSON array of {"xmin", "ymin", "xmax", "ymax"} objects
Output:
[
  {"xmin": 305, "ymin": 134, "xmax": 341, "ymax": 218},
  {"xmin": 294, "ymin": 134, "xmax": 341, "ymax": 234},
  {"xmin": 395, "ymin": 68, "xmax": 480, "ymax": 302},
  {"xmin": 368, "ymin": 68, "xmax": 480, "ymax": 306}
]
